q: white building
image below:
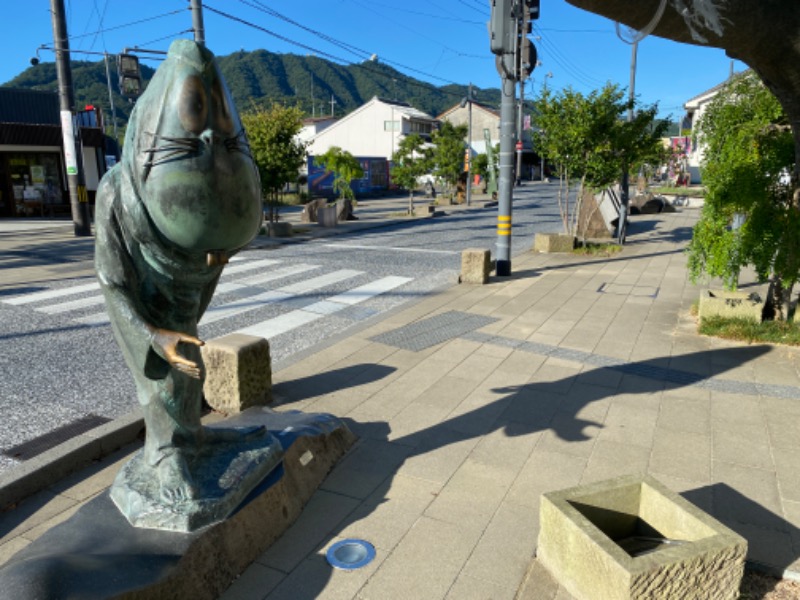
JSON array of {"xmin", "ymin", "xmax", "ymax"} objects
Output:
[
  {"xmin": 437, "ymin": 101, "xmax": 500, "ymax": 156},
  {"xmin": 306, "ymin": 96, "xmax": 438, "ymax": 160},
  {"xmin": 683, "ymin": 72, "xmax": 751, "ymax": 183},
  {"xmin": 297, "ymin": 116, "xmax": 337, "ymax": 146}
]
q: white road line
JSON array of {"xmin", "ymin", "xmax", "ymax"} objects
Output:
[
  {"xmin": 3, "ymin": 282, "xmax": 100, "ymax": 305},
  {"xmin": 5, "ymin": 257, "xmax": 279, "ymax": 309},
  {"xmin": 238, "ymin": 276, "xmax": 412, "ymax": 338},
  {"xmin": 321, "ymin": 243, "xmax": 459, "ymax": 255},
  {"xmin": 199, "ymin": 269, "xmax": 362, "ymax": 325},
  {"xmin": 278, "ymin": 269, "xmax": 363, "ymax": 294},
  {"xmin": 220, "ymin": 258, "xmax": 280, "ymax": 276},
  {"xmin": 236, "ymin": 310, "xmax": 323, "ymax": 339},
  {"xmin": 236, "ymin": 263, "xmax": 320, "ymax": 287},
  {"xmin": 38, "ymin": 294, "xmax": 107, "ymax": 314}
]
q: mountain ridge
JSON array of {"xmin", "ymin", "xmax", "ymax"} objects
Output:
[{"xmin": 2, "ymin": 48, "xmax": 503, "ymax": 128}]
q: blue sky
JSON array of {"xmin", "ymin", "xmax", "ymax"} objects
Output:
[{"xmin": 0, "ymin": 0, "xmax": 745, "ymax": 120}]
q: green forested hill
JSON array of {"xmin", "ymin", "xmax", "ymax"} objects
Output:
[{"xmin": 2, "ymin": 48, "xmax": 502, "ymax": 127}]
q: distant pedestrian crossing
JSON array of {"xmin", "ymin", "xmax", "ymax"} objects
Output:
[{"xmin": 2, "ymin": 256, "xmax": 413, "ymax": 341}]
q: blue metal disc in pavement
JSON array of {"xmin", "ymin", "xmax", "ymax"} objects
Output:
[{"xmin": 326, "ymin": 539, "xmax": 376, "ymax": 571}]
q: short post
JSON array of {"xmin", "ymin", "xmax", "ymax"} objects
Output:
[
  {"xmin": 460, "ymin": 248, "xmax": 492, "ymax": 284},
  {"xmin": 201, "ymin": 333, "xmax": 272, "ymax": 414}
]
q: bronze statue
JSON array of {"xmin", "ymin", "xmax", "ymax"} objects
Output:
[{"xmin": 95, "ymin": 40, "xmax": 280, "ymax": 527}]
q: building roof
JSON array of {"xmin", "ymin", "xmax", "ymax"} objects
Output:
[
  {"xmin": 0, "ymin": 88, "xmax": 60, "ymax": 126},
  {"xmin": 437, "ymin": 102, "xmax": 500, "ymax": 120}
]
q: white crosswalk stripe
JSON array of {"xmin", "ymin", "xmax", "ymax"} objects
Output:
[{"xmin": 3, "ymin": 258, "xmax": 413, "ymax": 341}]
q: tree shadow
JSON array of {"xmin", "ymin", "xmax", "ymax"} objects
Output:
[{"xmin": 255, "ymin": 344, "xmax": 778, "ymax": 598}]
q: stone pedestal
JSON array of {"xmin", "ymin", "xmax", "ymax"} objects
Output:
[
  {"xmin": 460, "ymin": 248, "xmax": 492, "ymax": 284},
  {"xmin": 698, "ymin": 290, "xmax": 764, "ymax": 323},
  {"xmin": 537, "ymin": 474, "xmax": 747, "ymax": 600},
  {"xmin": 202, "ymin": 333, "xmax": 272, "ymax": 414},
  {"xmin": 0, "ymin": 409, "xmax": 356, "ymax": 600},
  {"xmin": 533, "ymin": 233, "xmax": 575, "ymax": 253}
]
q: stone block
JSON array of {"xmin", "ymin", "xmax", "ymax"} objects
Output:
[
  {"xmin": 537, "ymin": 474, "xmax": 746, "ymax": 600},
  {"xmin": 533, "ymin": 233, "xmax": 575, "ymax": 253},
  {"xmin": 202, "ymin": 333, "xmax": 272, "ymax": 414},
  {"xmin": 698, "ymin": 289, "xmax": 763, "ymax": 323},
  {"xmin": 460, "ymin": 248, "xmax": 492, "ymax": 284},
  {"xmin": 267, "ymin": 221, "xmax": 292, "ymax": 237}
]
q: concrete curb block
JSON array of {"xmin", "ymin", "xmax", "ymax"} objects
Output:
[{"xmin": 0, "ymin": 411, "xmax": 144, "ymax": 510}]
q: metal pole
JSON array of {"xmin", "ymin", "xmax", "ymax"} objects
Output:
[
  {"xmin": 496, "ymin": 74, "xmax": 516, "ymax": 276},
  {"xmin": 190, "ymin": 0, "xmax": 205, "ymax": 45},
  {"xmin": 103, "ymin": 52, "xmax": 120, "ymax": 159},
  {"xmin": 618, "ymin": 41, "xmax": 637, "ymax": 244},
  {"xmin": 50, "ymin": 0, "xmax": 91, "ymax": 236},
  {"xmin": 516, "ymin": 79, "xmax": 524, "ymax": 185},
  {"xmin": 466, "ymin": 83, "xmax": 473, "ymax": 207}
]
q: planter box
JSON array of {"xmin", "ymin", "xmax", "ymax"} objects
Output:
[
  {"xmin": 698, "ymin": 289, "xmax": 763, "ymax": 323},
  {"xmin": 538, "ymin": 474, "xmax": 746, "ymax": 600},
  {"xmin": 533, "ymin": 233, "xmax": 575, "ymax": 253}
]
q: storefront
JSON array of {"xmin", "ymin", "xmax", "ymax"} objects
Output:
[{"xmin": 0, "ymin": 88, "xmax": 108, "ymax": 218}]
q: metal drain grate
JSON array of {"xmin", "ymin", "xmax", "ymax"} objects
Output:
[
  {"xmin": 370, "ymin": 311, "xmax": 498, "ymax": 351},
  {"xmin": 2, "ymin": 414, "xmax": 112, "ymax": 461}
]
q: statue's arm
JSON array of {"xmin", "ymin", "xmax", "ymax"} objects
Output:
[{"xmin": 94, "ymin": 176, "xmax": 204, "ymax": 379}]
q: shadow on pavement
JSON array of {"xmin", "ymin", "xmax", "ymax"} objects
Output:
[{"xmin": 259, "ymin": 344, "xmax": 778, "ymax": 598}]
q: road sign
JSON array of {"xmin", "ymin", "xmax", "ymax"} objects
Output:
[{"xmin": 516, "ymin": 141, "xmax": 523, "ymax": 150}]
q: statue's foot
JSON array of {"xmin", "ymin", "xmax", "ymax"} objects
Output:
[
  {"xmin": 157, "ymin": 452, "xmax": 197, "ymax": 504},
  {"xmin": 203, "ymin": 424, "xmax": 266, "ymax": 444}
]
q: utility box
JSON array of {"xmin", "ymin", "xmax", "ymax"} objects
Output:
[{"xmin": 538, "ymin": 474, "xmax": 746, "ymax": 600}]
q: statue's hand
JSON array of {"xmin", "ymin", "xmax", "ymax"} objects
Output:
[{"xmin": 150, "ymin": 328, "xmax": 205, "ymax": 379}]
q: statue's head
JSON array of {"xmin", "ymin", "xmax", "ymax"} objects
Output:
[{"xmin": 123, "ymin": 39, "xmax": 262, "ymax": 254}]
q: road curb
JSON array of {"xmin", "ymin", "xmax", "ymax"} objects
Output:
[{"xmin": 0, "ymin": 411, "xmax": 144, "ymax": 510}]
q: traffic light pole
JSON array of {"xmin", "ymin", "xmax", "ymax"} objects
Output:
[
  {"xmin": 496, "ymin": 74, "xmax": 516, "ymax": 276},
  {"xmin": 50, "ymin": 0, "xmax": 91, "ymax": 237}
]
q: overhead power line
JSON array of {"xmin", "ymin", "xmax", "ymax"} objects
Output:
[{"xmin": 205, "ymin": 2, "xmax": 472, "ymax": 90}]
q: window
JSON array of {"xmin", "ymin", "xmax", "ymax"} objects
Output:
[
  {"xmin": 409, "ymin": 121, "xmax": 433, "ymax": 135},
  {"xmin": 384, "ymin": 120, "xmax": 400, "ymax": 131}
]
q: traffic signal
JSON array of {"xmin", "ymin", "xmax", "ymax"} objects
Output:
[
  {"xmin": 518, "ymin": 0, "xmax": 540, "ymax": 79},
  {"xmin": 489, "ymin": 0, "xmax": 515, "ymax": 55},
  {"xmin": 117, "ymin": 54, "xmax": 142, "ymax": 99}
]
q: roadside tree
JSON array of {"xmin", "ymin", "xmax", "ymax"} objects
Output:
[
  {"xmin": 241, "ymin": 103, "xmax": 307, "ymax": 222},
  {"xmin": 314, "ymin": 146, "xmax": 364, "ymax": 202},
  {"xmin": 431, "ymin": 121, "xmax": 469, "ymax": 199},
  {"xmin": 391, "ymin": 133, "xmax": 432, "ymax": 214},
  {"xmin": 687, "ymin": 73, "xmax": 797, "ymax": 319},
  {"xmin": 533, "ymin": 83, "xmax": 665, "ymax": 239}
]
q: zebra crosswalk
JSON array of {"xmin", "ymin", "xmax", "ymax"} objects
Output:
[{"xmin": 2, "ymin": 256, "xmax": 414, "ymax": 342}]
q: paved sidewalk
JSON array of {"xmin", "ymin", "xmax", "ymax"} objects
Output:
[{"xmin": 3, "ymin": 204, "xmax": 800, "ymax": 599}]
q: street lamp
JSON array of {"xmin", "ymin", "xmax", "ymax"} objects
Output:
[{"xmin": 460, "ymin": 83, "xmax": 477, "ymax": 206}]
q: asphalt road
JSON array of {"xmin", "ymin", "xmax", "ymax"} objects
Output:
[{"xmin": 0, "ymin": 185, "xmax": 564, "ymax": 474}]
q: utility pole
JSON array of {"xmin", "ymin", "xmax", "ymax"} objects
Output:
[
  {"xmin": 516, "ymin": 80, "xmax": 524, "ymax": 186},
  {"xmin": 618, "ymin": 41, "xmax": 637, "ymax": 244},
  {"xmin": 190, "ymin": 0, "xmax": 205, "ymax": 45},
  {"xmin": 461, "ymin": 83, "xmax": 476, "ymax": 206},
  {"xmin": 489, "ymin": 0, "xmax": 538, "ymax": 276},
  {"xmin": 50, "ymin": 0, "xmax": 91, "ymax": 237},
  {"xmin": 330, "ymin": 94, "xmax": 337, "ymax": 117}
]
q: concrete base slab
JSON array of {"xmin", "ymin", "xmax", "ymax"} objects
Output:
[
  {"xmin": 537, "ymin": 474, "xmax": 747, "ymax": 600},
  {"xmin": 0, "ymin": 409, "xmax": 356, "ymax": 600}
]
